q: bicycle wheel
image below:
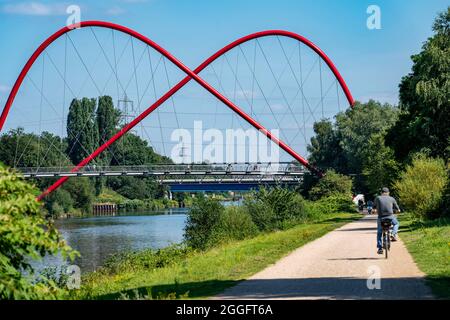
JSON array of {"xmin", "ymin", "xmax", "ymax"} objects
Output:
[{"xmin": 384, "ymin": 232, "xmax": 389, "ymax": 259}]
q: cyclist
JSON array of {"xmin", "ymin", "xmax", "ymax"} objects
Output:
[
  {"xmin": 358, "ymin": 198, "xmax": 365, "ymax": 212},
  {"xmin": 367, "ymin": 200, "xmax": 374, "ymax": 215},
  {"xmin": 373, "ymin": 187, "xmax": 400, "ymax": 255}
]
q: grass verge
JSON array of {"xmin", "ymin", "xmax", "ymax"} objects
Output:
[
  {"xmin": 75, "ymin": 212, "xmax": 360, "ymax": 300},
  {"xmin": 400, "ymin": 215, "xmax": 450, "ymax": 299}
]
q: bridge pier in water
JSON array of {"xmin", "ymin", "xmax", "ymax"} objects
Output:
[{"xmin": 92, "ymin": 203, "xmax": 118, "ymax": 216}]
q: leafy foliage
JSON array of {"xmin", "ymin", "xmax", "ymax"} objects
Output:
[
  {"xmin": 209, "ymin": 206, "xmax": 259, "ymax": 245},
  {"xmin": 309, "ymin": 170, "xmax": 353, "ymax": 200},
  {"xmin": 244, "ymin": 187, "xmax": 309, "ymax": 231},
  {"xmin": 393, "ymin": 154, "xmax": 447, "ymax": 218},
  {"xmin": 306, "ymin": 194, "xmax": 356, "ymax": 217},
  {"xmin": 184, "ymin": 196, "xmax": 225, "ymax": 250},
  {"xmin": 96, "ymin": 96, "xmax": 121, "ymax": 165},
  {"xmin": 66, "ymin": 98, "xmax": 99, "ymax": 165},
  {"xmin": 362, "ymin": 132, "xmax": 400, "ymax": 196},
  {"xmin": 308, "ymin": 100, "xmax": 399, "ymax": 176},
  {"xmin": 307, "ymin": 120, "xmax": 343, "ymax": 170},
  {"xmin": 0, "ymin": 165, "xmax": 77, "ymax": 299},
  {"xmin": 387, "ymin": 7, "xmax": 450, "ymax": 160},
  {"xmin": 0, "ymin": 128, "xmax": 71, "ymax": 168},
  {"xmin": 307, "ymin": 100, "xmax": 399, "ymax": 194}
]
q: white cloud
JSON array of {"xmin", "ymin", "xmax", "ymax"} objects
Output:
[
  {"xmin": 2, "ymin": 2, "xmax": 68, "ymax": 16},
  {"xmin": 105, "ymin": 5, "xmax": 126, "ymax": 15},
  {"xmin": 359, "ymin": 91, "xmax": 399, "ymax": 105},
  {"xmin": 0, "ymin": 84, "xmax": 11, "ymax": 93},
  {"xmin": 270, "ymin": 103, "xmax": 285, "ymax": 111},
  {"xmin": 233, "ymin": 89, "xmax": 260, "ymax": 100},
  {"xmin": 120, "ymin": 0, "xmax": 149, "ymax": 3}
]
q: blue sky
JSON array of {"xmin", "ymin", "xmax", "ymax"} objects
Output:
[
  {"xmin": 0, "ymin": 0, "xmax": 447, "ymax": 162},
  {"xmin": 0, "ymin": 0, "xmax": 447, "ymax": 106}
]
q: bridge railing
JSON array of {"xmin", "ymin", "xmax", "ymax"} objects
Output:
[{"xmin": 16, "ymin": 162, "xmax": 307, "ymax": 177}]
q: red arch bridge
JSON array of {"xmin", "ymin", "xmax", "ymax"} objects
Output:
[{"xmin": 0, "ymin": 21, "xmax": 354, "ymax": 199}]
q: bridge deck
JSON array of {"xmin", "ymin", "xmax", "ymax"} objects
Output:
[{"xmin": 16, "ymin": 163, "xmax": 307, "ymax": 184}]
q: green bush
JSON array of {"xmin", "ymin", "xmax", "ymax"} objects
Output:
[
  {"xmin": 309, "ymin": 170, "xmax": 353, "ymax": 200},
  {"xmin": 306, "ymin": 194, "xmax": 356, "ymax": 216},
  {"xmin": 393, "ymin": 154, "xmax": 447, "ymax": 218},
  {"xmin": 184, "ymin": 196, "xmax": 224, "ymax": 250},
  {"xmin": 440, "ymin": 164, "xmax": 450, "ymax": 217},
  {"xmin": 208, "ymin": 206, "xmax": 259, "ymax": 246},
  {"xmin": 0, "ymin": 165, "xmax": 78, "ymax": 299},
  {"xmin": 244, "ymin": 187, "xmax": 309, "ymax": 231},
  {"xmin": 44, "ymin": 188, "xmax": 74, "ymax": 217}
]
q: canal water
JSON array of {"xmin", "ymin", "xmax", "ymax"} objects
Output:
[
  {"xmin": 40, "ymin": 200, "xmax": 242, "ymax": 273},
  {"xmin": 43, "ymin": 208, "xmax": 188, "ymax": 273}
]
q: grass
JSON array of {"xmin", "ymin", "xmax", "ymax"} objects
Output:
[
  {"xmin": 75, "ymin": 212, "xmax": 360, "ymax": 300},
  {"xmin": 400, "ymin": 214, "xmax": 450, "ymax": 299}
]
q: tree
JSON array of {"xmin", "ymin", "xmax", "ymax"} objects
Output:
[
  {"xmin": 307, "ymin": 120, "xmax": 344, "ymax": 171},
  {"xmin": 107, "ymin": 132, "xmax": 172, "ymax": 200},
  {"xmin": 362, "ymin": 132, "xmax": 400, "ymax": 196},
  {"xmin": 63, "ymin": 178, "xmax": 96, "ymax": 214},
  {"xmin": 387, "ymin": 8, "xmax": 450, "ymax": 161},
  {"xmin": 0, "ymin": 165, "xmax": 77, "ymax": 299},
  {"xmin": 307, "ymin": 100, "xmax": 399, "ymax": 193},
  {"xmin": 110, "ymin": 132, "xmax": 171, "ymax": 166},
  {"xmin": 0, "ymin": 128, "xmax": 70, "ymax": 169},
  {"xmin": 66, "ymin": 98, "xmax": 99, "ymax": 165},
  {"xmin": 308, "ymin": 100, "xmax": 398, "ymax": 175},
  {"xmin": 309, "ymin": 170, "xmax": 353, "ymax": 200},
  {"xmin": 96, "ymin": 95, "xmax": 121, "ymax": 165},
  {"xmin": 334, "ymin": 100, "xmax": 399, "ymax": 175}
]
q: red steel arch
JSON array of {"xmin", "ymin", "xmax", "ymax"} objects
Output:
[{"xmin": 0, "ymin": 21, "xmax": 355, "ymax": 199}]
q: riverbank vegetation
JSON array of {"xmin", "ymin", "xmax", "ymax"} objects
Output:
[{"xmin": 0, "ymin": 165, "xmax": 78, "ymax": 299}]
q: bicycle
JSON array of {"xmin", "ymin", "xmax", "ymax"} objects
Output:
[{"xmin": 381, "ymin": 218, "xmax": 393, "ymax": 259}]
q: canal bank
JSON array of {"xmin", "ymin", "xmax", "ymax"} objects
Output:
[{"xmin": 76, "ymin": 212, "xmax": 360, "ymax": 299}]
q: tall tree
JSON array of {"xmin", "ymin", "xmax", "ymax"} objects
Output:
[
  {"xmin": 387, "ymin": 7, "xmax": 450, "ymax": 161},
  {"xmin": 307, "ymin": 100, "xmax": 398, "ymax": 175},
  {"xmin": 66, "ymin": 98, "xmax": 99, "ymax": 165},
  {"xmin": 361, "ymin": 132, "xmax": 400, "ymax": 196},
  {"xmin": 307, "ymin": 120, "xmax": 344, "ymax": 171},
  {"xmin": 334, "ymin": 100, "xmax": 399, "ymax": 175},
  {"xmin": 96, "ymin": 95, "xmax": 120, "ymax": 165}
]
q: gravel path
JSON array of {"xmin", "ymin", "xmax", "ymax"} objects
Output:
[{"xmin": 215, "ymin": 215, "xmax": 434, "ymax": 299}]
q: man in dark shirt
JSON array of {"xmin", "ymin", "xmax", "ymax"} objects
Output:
[{"xmin": 373, "ymin": 187, "xmax": 401, "ymax": 254}]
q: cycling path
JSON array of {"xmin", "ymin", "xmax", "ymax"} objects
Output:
[{"xmin": 215, "ymin": 215, "xmax": 433, "ymax": 299}]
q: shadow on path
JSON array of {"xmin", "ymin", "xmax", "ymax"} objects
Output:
[{"xmin": 94, "ymin": 276, "xmax": 435, "ymax": 300}]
